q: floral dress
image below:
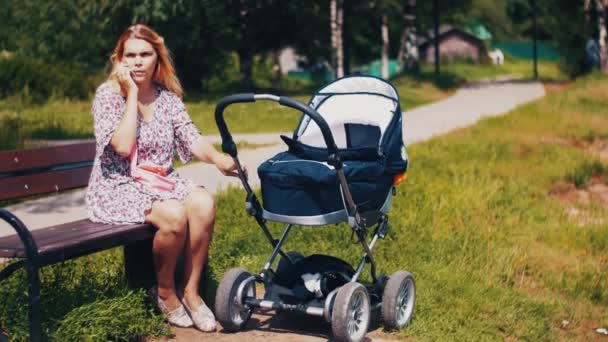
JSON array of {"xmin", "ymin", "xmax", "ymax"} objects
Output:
[{"xmin": 85, "ymin": 82, "xmax": 202, "ymax": 224}]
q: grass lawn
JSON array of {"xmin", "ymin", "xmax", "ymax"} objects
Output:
[
  {"xmin": 0, "ymin": 73, "xmax": 453, "ymax": 151},
  {"xmin": 419, "ymin": 58, "xmax": 569, "ymax": 85},
  {"xmin": 1, "ymin": 70, "xmax": 606, "ymax": 340},
  {"xmin": 0, "ymin": 58, "xmax": 569, "ymax": 152}
]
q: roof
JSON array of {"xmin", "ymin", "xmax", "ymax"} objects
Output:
[{"xmin": 417, "ymin": 25, "xmax": 484, "ymax": 48}]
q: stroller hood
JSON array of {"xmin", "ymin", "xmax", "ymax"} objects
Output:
[{"xmin": 292, "ymin": 75, "xmax": 408, "ymax": 171}]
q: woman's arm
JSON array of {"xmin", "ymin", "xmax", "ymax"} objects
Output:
[
  {"xmin": 191, "ymin": 138, "xmax": 243, "ymax": 177},
  {"xmin": 110, "ymin": 89, "xmax": 138, "ymax": 157},
  {"xmin": 109, "ymin": 64, "xmax": 139, "ymax": 157}
]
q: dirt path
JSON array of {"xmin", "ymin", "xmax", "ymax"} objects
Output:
[{"xmin": 153, "ymin": 308, "xmax": 398, "ymax": 341}]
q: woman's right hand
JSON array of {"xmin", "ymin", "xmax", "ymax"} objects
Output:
[{"xmin": 115, "ymin": 62, "xmax": 138, "ymax": 95}]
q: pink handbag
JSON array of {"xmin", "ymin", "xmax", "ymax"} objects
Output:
[{"xmin": 130, "ymin": 145, "xmax": 176, "ymax": 192}]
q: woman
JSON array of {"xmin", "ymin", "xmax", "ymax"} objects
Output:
[{"xmin": 85, "ymin": 24, "xmax": 241, "ymax": 331}]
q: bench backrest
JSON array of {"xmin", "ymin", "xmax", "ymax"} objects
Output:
[{"xmin": 0, "ymin": 142, "xmax": 96, "ymax": 201}]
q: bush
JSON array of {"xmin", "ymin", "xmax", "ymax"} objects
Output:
[
  {"xmin": 0, "ymin": 55, "xmax": 95, "ymax": 103},
  {"xmin": 566, "ymin": 160, "xmax": 608, "ymax": 188},
  {"xmin": 0, "ymin": 114, "xmax": 22, "ymax": 150}
]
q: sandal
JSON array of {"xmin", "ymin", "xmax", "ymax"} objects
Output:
[{"xmin": 148, "ymin": 287, "xmax": 194, "ymax": 328}]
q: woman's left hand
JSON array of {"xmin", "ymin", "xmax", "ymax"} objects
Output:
[{"xmin": 216, "ymin": 154, "xmax": 247, "ymax": 179}]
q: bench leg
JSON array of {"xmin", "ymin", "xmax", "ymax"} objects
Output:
[
  {"xmin": 124, "ymin": 239, "xmax": 155, "ymax": 290},
  {"xmin": 26, "ymin": 261, "xmax": 42, "ymax": 342},
  {"xmin": 124, "ymin": 239, "xmax": 216, "ymax": 302}
]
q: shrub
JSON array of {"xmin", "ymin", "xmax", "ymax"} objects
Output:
[
  {"xmin": 566, "ymin": 160, "xmax": 607, "ymax": 188},
  {"xmin": 0, "ymin": 55, "xmax": 95, "ymax": 103},
  {"xmin": 0, "ymin": 114, "xmax": 22, "ymax": 150}
]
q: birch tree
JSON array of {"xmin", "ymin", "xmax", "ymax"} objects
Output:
[
  {"xmin": 397, "ymin": 0, "xmax": 419, "ymax": 71},
  {"xmin": 330, "ymin": 0, "xmax": 344, "ymax": 78},
  {"xmin": 585, "ymin": 0, "xmax": 608, "ymax": 72},
  {"xmin": 381, "ymin": 14, "xmax": 390, "ymax": 78}
]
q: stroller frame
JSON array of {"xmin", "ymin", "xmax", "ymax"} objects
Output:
[
  {"xmin": 216, "ymin": 94, "xmax": 385, "ymax": 275},
  {"xmin": 214, "ymin": 81, "xmax": 415, "ymax": 341}
]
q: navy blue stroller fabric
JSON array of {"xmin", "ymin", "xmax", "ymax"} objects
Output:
[{"xmin": 258, "ymin": 76, "xmax": 408, "ymax": 219}]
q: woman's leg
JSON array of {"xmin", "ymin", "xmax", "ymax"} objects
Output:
[
  {"xmin": 145, "ymin": 199, "xmax": 188, "ymax": 310},
  {"xmin": 181, "ymin": 187, "xmax": 216, "ymax": 308}
]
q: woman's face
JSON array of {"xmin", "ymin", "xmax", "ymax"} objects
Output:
[{"xmin": 121, "ymin": 38, "xmax": 158, "ymax": 85}]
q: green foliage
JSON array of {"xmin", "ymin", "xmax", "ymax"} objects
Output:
[
  {"xmin": 470, "ymin": 0, "xmax": 520, "ymax": 41},
  {"xmin": 416, "ymin": 0, "xmax": 475, "ymax": 33},
  {"xmin": 0, "ymin": 113, "xmax": 21, "ymax": 150},
  {"xmin": 0, "ymin": 1, "xmax": 129, "ymax": 70},
  {"xmin": 0, "ymin": 55, "xmax": 95, "ymax": 103},
  {"xmin": 126, "ymin": 1, "xmax": 235, "ymax": 91}
]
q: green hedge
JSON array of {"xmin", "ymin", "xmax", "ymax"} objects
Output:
[{"xmin": 0, "ymin": 55, "xmax": 95, "ymax": 103}]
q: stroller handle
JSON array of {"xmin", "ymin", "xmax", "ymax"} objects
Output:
[{"xmin": 214, "ymin": 93, "xmax": 341, "ymax": 164}]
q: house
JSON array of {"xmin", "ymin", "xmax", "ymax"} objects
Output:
[{"xmin": 418, "ymin": 25, "xmax": 486, "ymax": 64}]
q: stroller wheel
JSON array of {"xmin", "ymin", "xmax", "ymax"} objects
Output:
[
  {"xmin": 382, "ymin": 271, "xmax": 416, "ymax": 330},
  {"xmin": 214, "ymin": 268, "xmax": 256, "ymax": 332},
  {"xmin": 331, "ymin": 282, "xmax": 370, "ymax": 342},
  {"xmin": 275, "ymin": 251, "xmax": 304, "ymax": 275}
]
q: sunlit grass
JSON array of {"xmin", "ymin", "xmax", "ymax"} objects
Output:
[
  {"xmin": 1, "ymin": 73, "xmax": 606, "ymax": 341},
  {"xmin": 209, "ymin": 73, "xmax": 608, "ymax": 340},
  {"xmin": 419, "ymin": 58, "xmax": 569, "ymax": 83},
  {"xmin": 0, "ymin": 75, "xmax": 450, "ymax": 151}
]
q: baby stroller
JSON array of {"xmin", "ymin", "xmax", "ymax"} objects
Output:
[{"xmin": 213, "ymin": 75, "xmax": 415, "ymax": 342}]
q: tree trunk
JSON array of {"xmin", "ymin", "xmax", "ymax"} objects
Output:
[
  {"xmin": 330, "ymin": 0, "xmax": 344, "ymax": 79},
  {"xmin": 272, "ymin": 49, "xmax": 282, "ymax": 90},
  {"xmin": 337, "ymin": 0, "xmax": 344, "ymax": 78},
  {"xmin": 433, "ymin": 0, "xmax": 440, "ymax": 78},
  {"xmin": 599, "ymin": 0, "xmax": 608, "ymax": 72},
  {"xmin": 238, "ymin": 0, "xmax": 254, "ymax": 90},
  {"xmin": 382, "ymin": 14, "xmax": 390, "ymax": 79},
  {"xmin": 397, "ymin": 0, "xmax": 418, "ymax": 71},
  {"xmin": 330, "ymin": 0, "xmax": 337, "ymax": 78},
  {"xmin": 343, "ymin": 1, "xmax": 351, "ymax": 75}
]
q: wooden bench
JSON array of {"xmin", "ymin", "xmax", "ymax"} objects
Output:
[{"xmin": 0, "ymin": 142, "xmax": 156, "ymax": 342}]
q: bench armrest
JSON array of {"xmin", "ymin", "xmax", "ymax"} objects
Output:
[{"xmin": 0, "ymin": 208, "xmax": 39, "ymax": 262}]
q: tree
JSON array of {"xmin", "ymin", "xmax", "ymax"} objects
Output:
[
  {"xmin": 530, "ymin": 0, "xmax": 591, "ymax": 76},
  {"xmin": 129, "ymin": 1, "xmax": 236, "ymax": 91},
  {"xmin": 382, "ymin": 14, "xmax": 390, "ymax": 78},
  {"xmin": 397, "ymin": 0, "xmax": 419, "ymax": 71},
  {"xmin": 585, "ymin": 0, "xmax": 608, "ymax": 72},
  {"xmin": 237, "ymin": 0, "xmax": 254, "ymax": 90},
  {"xmin": 331, "ymin": 0, "xmax": 344, "ymax": 78}
]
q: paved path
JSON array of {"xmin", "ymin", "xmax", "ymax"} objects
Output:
[{"xmin": 0, "ymin": 80, "xmax": 545, "ymax": 237}]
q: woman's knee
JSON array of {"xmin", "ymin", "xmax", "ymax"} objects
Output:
[
  {"xmin": 185, "ymin": 188, "xmax": 216, "ymax": 222},
  {"xmin": 149, "ymin": 200, "xmax": 188, "ymax": 235}
]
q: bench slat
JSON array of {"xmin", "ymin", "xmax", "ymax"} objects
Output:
[
  {"xmin": 0, "ymin": 219, "xmax": 155, "ymax": 260},
  {"xmin": 0, "ymin": 142, "xmax": 95, "ymax": 173},
  {"xmin": 0, "ymin": 167, "xmax": 92, "ymax": 201},
  {"xmin": 0, "ymin": 220, "xmax": 121, "ymax": 250}
]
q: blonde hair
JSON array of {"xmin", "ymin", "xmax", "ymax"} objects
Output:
[{"xmin": 108, "ymin": 24, "xmax": 183, "ymax": 98}]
